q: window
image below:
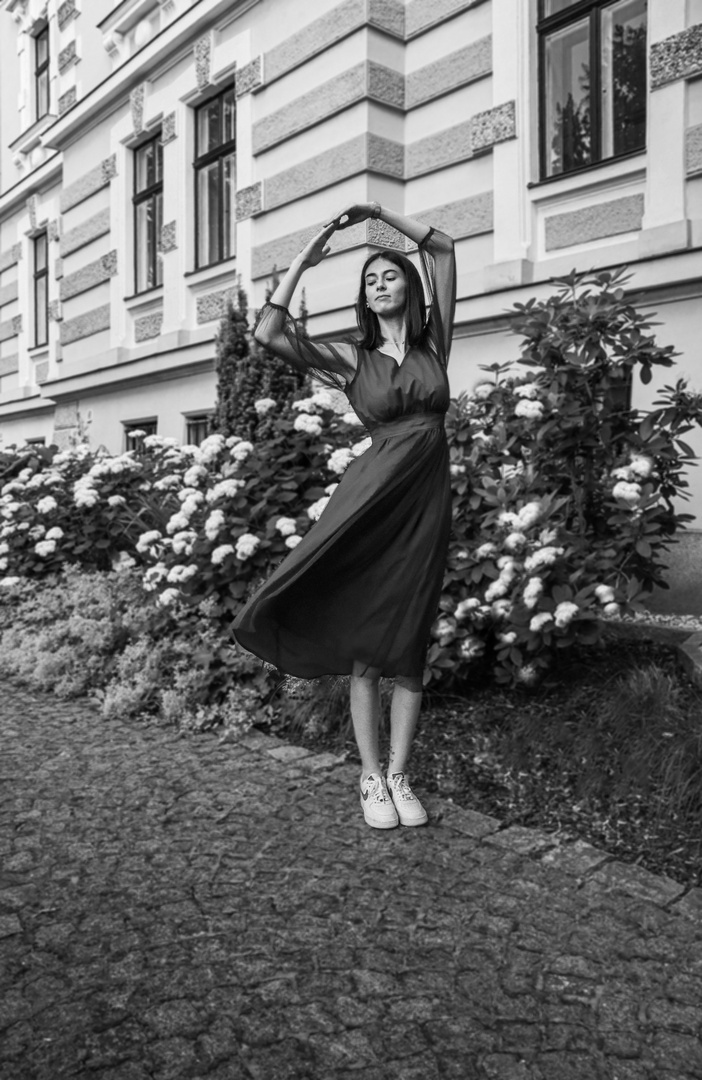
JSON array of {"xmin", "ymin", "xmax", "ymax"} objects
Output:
[
  {"xmin": 35, "ymin": 26, "xmax": 49, "ymax": 120},
  {"xmin": 133, "ymin": 134, "xmax": 163, "ymax": 293},
  {"xmin": 194, "ymin": 86, "xmax": 236, "ymax": 268},
  {"xmin": 33, "ymin": 232, "xmax": 48, "ymax": 348},
  {"xmin": 185, "ymin": 414, "xmax": 212, "ymax": 446},
  {"xmin": 26, "ymin": 437, "xmax": 46, "ymax": 446},
  {"xmin": 539, "ymin": 0, "xmax": 647, "ymax": 179},
  {"xmin": 124, "ymin": 420, "xmax": 157, "ymax": 451}
]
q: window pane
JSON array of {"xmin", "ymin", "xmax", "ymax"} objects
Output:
[
  {"xmin": 35, "ymin": 275, "xmax": 48, "ymax": 347},
  {"xmin": 36, "ymin": 70, "xmax": 49, "ymax": 118},
  {"xmin": 601, "ymin": 0, "xmax": 647, "ymax": 159},
  {"xmin": 198, "ymin": 98, "xmax": 221, "ymax": 155},
  {"xmin": 154, "ymin": 191, "xmax": 164, "ymax": 286},
  {"xmin": 35, "ymin": 234, "xmax": 47, "ymax": 272},
  {"xmin": 36, "ymin": 29, "xmax": 48, "ymax": 68},
  {"xmin": 198, "ymin": 161, "xmax": 220, "ymax": 266},
  {"xmin": 136, "ymin": 199, "xmax": 154, "ymax": 292},
  {"xmin": 136, "ymin": 142, "xmax": 157, "ymax": 193},
  {"xmin": 222, "ymin": 88, "xmax": 236, "ymax": 145},
  {"xmin": 187, "ymin": 416, "xmax": 211, "ymax": 445},
  {"xmin": 222, "ymin": 152, "xmax": 235, "ymax": 261},
  {"xmin": 544, "ymin": 17, "xmax": 591, "ymax": 176}
]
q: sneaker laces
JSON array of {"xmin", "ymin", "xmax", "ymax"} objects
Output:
[
  {"xmin": 364, "ymin": 774, "xmax": 392, "ymax": 805},
  {"xmin": 389, "ymin": 773, "xmax": 415, "ymax": 801}
]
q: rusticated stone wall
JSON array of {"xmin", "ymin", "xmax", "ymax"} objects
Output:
[
  {"xmin": 196, "ymin": 287, "xmax": 238, "ymax": 324},
  {"xmin": 134, "ymin": 312, "xmax": 164, "ymax": 342},
  {"xmin": 60, "ymin": 304, "xmax": 111, "ymax": 345},
  {"xmin": 0, "ymin": 281, "xmax": 19, "ymax": 307},
  {"xmin": 405, "ymin": 0, "xmax": 487, "ymax": 38},
  {"xmin": 0, "ymin": 245, "xmax": 22, "ymax": 273},
  {"xmin": 61, "ymin": 157, "xmax": 118, "ymax": 213},
  {"xmin": 60, "ymin": 252, "xmax": 118, "ymax": 302},
  {"xmin": 60, "ymin": 209, "xmax": 111, "ymax": 258},
  {"xmin": 406, "ymin": 36, "xmax": 491, "ymax": 108},
  {"xmin": 0, "ymin": 353, "xmax": 19, "ymax": 376},
  {"xmin": 264, "ymin": 0, "xmax": 403, "ymax": 85},
  {"xmin": 545, "ymin": 194, "xmax": 645, "ymax": 252},
  {"xmin": 687, "ymin": 123, "xmax": 702, "ymax": 176},
  {"xmin": 651, "ymin": 23, "xmax": 702, "ymax": 89},
  {"xmin": 253, "ymin": 62, "xmax": 403, "ymax": 155},
  {"xmin": 264, "ymin": 134, "xmax": 403, "ymax": 212}
]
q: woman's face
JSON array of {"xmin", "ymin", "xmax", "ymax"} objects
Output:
[{"xmin": 364, "ymin": 258, "xmax": 408, "ymax": 320}]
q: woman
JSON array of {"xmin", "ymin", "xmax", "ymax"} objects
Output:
[{"xmin": 232, "ymin": 201, "xmax": 456, "ymax": 830}]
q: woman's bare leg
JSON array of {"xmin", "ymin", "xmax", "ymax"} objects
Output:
[
  {"xmin": 350, "ymin": 661, "xmax": 383, "ymax": 777},
  {"xmin": 388, "ymin": 675, "xmax": 423, "ymax": 775}
]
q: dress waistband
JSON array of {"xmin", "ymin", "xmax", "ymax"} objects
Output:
[{"xmin": 369, "ymin": 412, "xmax": 445, "ymax": 441}]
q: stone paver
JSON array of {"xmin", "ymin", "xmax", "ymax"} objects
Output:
[{"xmin": 2, "ymin": 683, "xmax": 702, "ymax": 1080}]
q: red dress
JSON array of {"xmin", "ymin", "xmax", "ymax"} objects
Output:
[{"xmin": 232, "ymin": 227, "xmax": 456, "ymax": 680}]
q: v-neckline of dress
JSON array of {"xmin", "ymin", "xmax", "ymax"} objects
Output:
[{"xmin": 376, "ymin": 346, "xmax": 410, "ymax": 368}]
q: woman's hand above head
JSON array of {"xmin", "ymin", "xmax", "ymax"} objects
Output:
[
  {"xmin": 327, "ymin": 203, "xmax": 380, "ymax": 230},
  {"xmin": 298, "ymin": 221, "xmax": 337, "ymax": 269}
]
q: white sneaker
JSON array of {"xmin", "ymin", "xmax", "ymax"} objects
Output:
[
  {"xmin": 360, "ymin": 773, "xmax": 399, "ymax": 829},
  {"xmin": 386, "ymin": 772, "xmax": 428, "ymax": 827}
]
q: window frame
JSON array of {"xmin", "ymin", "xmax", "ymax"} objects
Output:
[
  {"xmin": 537, "ymin": 0, "xmax": 647, "ymax": 181},
  {"xmin": 124, "ymin": 420, "xmax": 158, "ymax": 452},
  {"xmin": 185, "ymin": 413, "xmax": 213, "ymax": 446},
  {"xmin": 133, "ymin": 132, "xmax": 164, "ymax": 295},
  {"xmin": 193, "ymin": 85, "xmax": 237, "ymax": 270},
  {"xmin": 34, "ymin": 25, "xmax": 50, "ymax": 121},
  {"xmin": 33, "ymin": 231, "xmax": 49, "ymax": 349}
]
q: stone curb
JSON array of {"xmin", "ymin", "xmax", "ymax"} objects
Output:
[{"xmin": 235, "ymin": 727, "xmax": 702, "ymax": 922}]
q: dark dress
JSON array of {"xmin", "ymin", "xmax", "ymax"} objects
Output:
[{"xmin": 231, "ymin": 227, "xmax": 456, "ymax": 680}]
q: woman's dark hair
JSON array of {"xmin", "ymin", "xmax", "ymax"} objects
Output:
[{"xmin": 355, "ymin": 250, "xmax": 428, "ymax": 351}]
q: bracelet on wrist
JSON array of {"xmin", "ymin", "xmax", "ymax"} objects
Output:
[{"xmin": 371, "ymin": 202, "xmax": 382, "ymax": 219}]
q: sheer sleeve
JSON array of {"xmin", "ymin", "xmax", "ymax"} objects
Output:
[
  {"xmin": 253, "ymin": 301, "xmax": 357, "ymax": 392},
  {"xmin": 417, "ymin": 227, "xmax": 456, "ymax": 367}
]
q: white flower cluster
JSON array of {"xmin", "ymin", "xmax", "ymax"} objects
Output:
[
  {"xmin": 522, "ymin": 576, "xmax": 543, "ymax": 609},
  {"xmin": 554, "ymin": 601, "xmax": 579, "ymax": 628},
  {"xmin": 514, "ymin": 399, "xmax": 545, "ymax": 421},
  {"xmin": 485, "ymin": 557, "xmax": 519, "ymax": 602},
  {"xmin": 34, "ymin": 539, "xmax": 56, "ymax": 557},
  {"xmin": 167, "ymin": 564, "xmax": 198, "ymax": 584},
  {"xmin": 341, "ymin": 412, "xmax": 363, "ymax": 426},
  {"xmin": 307, "ymin": 496, "xmax": 330, "ymax": 522},
  {"xmin": 254, "ymin": 398, "xmax": 276, "ymax": 416},
  {"xmin": 513, "ymin": 383, "xmax": 539, "ymax": 399},
  {"xmin": 235, "ymin": 533, "xmax": 260, "ymax": 560},
  {"xmin": 231, "ymin": 440, "xmax": 254, "ymax": 463},
  {"xmin": 211, "ymin": 544, "xmax": 234, "ymax": 566},
  {"xmin": 206, "ymin": 478, "xmax": 245, "ymax": 502},
  {"xmin": 205, "ymin": 510, "xmax": 225, "ymax": 540},
  {"xmin": 455, "ymin": 597, "xmax": 480, "ymax": 620},
  {"xmin": 529, "ymin": 611, "xmax": 553, "ymax": 632},
  {"xmin": 294, "ymin": 413, "xmax": 324, "ymax": 436},
  {"xmin": 524, "ymin": 546, "xmax": 563, "ymax": 572},
  {"xmin": 36, "ymin": 496, "xmax": 57, "ymax": 514},
  {"xmin": 275, "ymin": 516, "xmax": 297, "ymax": 537},
  {"xmin": 472, "ymin": 383, "xmax": 494, "ymax": 400},
  {"xmin": 327, "ymin": 447, "xmax": 355, "ymax": 475},
  {"xmin": 285, "ymin": 535, "xmax": 302, "ymax": 549},
  {"xmin": 73, "ymin": 477, "xmax": 99, "ymax": 509},
  {"xmin": 612, "ymin": 480, "xmax": 641, "ymax": 505},
  {"xmin": 351, "ymin": 437, "xmax": 372, "ymax": 458},
  {"xmin": 136, "ymin": 530, "xmax": 162, "ymax": 554}
]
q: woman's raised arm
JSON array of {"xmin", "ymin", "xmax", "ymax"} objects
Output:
[{"xmin": 253, "ymin": 221, "xmax": 357, "ymax": 389}]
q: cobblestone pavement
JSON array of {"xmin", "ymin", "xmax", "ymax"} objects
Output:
[{"xmin": 2, "ymin": 684, "xmax": 702, "ymax": 1080}]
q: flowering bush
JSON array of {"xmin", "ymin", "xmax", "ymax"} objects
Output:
[
  {"xmin": 427, "ymin": 267, "xmax": 702, "ymax": 686},
  {"xmin": 0, "ymin": 389, "xmax": 368, "ymax": 630},
  {"xmin": 2, "ymin": 266, "xmax": 701, "ymax": 697}
]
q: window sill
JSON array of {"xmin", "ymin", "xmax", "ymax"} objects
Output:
[
  {"xmin": 124, "ymin": 285, "xmax": 164, "ymax": 304},
  {"xmin": 184, "ymin": 256, "xmax": 237, "ymax": 282},
  {"xmin": 528, "ymin": 149, "xmax": 647, "ymax": 191},
  {"xmin": 10, "ymin": 113, "xmax": 57, "ymax": 158}
]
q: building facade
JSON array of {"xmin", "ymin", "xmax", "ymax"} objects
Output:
[{"xmin": 0, "ymin": 0, "xmax": 701, "ymax": 557}]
